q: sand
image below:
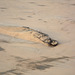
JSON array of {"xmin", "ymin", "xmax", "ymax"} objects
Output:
[{"xmin": 0, "ymin": 0, "xmax": 75, "ymax": 75}]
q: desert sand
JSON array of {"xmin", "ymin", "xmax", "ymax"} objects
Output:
[{"xmin": 0, "ymin": 0, "xmax": 75, "ymax": 75}]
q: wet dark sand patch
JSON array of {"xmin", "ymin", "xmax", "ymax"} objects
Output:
[
  {"xmin": 0, "ymin": 47, "xmax": 5, "ymax": 51},
  {"xmin": 38, "ymin": 19, "xmax": 42, "ymax": 20},
  {"xmin": 0, "ymin": 56, "xmax": 72, "ymax": 74},
  {"xmin": 43, "ymin": 21, "xmax": 47, "ymax": 23},
  {"xmin": 18, "ymin": 18, "xmax": 26, "ymax": 20},
  {"xmin": 12, "ymin": 17, "xmax": 26, "ymax": 20},
  {"xmin": 32, "ymin": 64, "xmax": 53, "ymax": 70},
  {"xmin": 0, "ymin": 7, "xmax": 7, "ymax": 12},
  {"xmin": 26, "ymin": 63, "xmax": 53, "ymax": 70},
  {"xmin": 15, "ymin": 56, "xmax": 70, "ymax": 71},
  {"xmin": 0, "ymin": 7, "xmax": 7, "ymax": 9},
  {"xmin": 27, "ymin": 16, "xmax": 33, "ymax": 18},
  {"xmin": 70, "ymin": 4, "xmax": 75, "ymax": 6},
  {"xmin": 38, "ymin": 19, "xmax": 47, "ymax": 23},
  {"xmin": 37, "ymin": 5, "xmax": 46, "ymax": 6},
  {"xmin": 0, "ymin": 40, "xmax": 9, "ymax": 43},
  {"xmin": 28, "ymin": 2, "xmax": 36, "ymax": 4}
]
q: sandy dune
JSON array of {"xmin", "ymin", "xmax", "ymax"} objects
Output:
[
  {"xmin": 0, "ymin": 0, "xmax": 75, "ymax": 75},
  {"xmin": 0, "ymin": 26, "xmax": 42, "ymax": 43}
]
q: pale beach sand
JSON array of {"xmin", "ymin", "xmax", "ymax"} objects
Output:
[{"xmin": 0, "ymin": 0, "xmax": 75, "ymax": 75}]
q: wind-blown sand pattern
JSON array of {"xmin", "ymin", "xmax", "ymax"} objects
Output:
[{"xmin": 0, "ymin": 0, "xmax": 75, "ymax": 75}]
